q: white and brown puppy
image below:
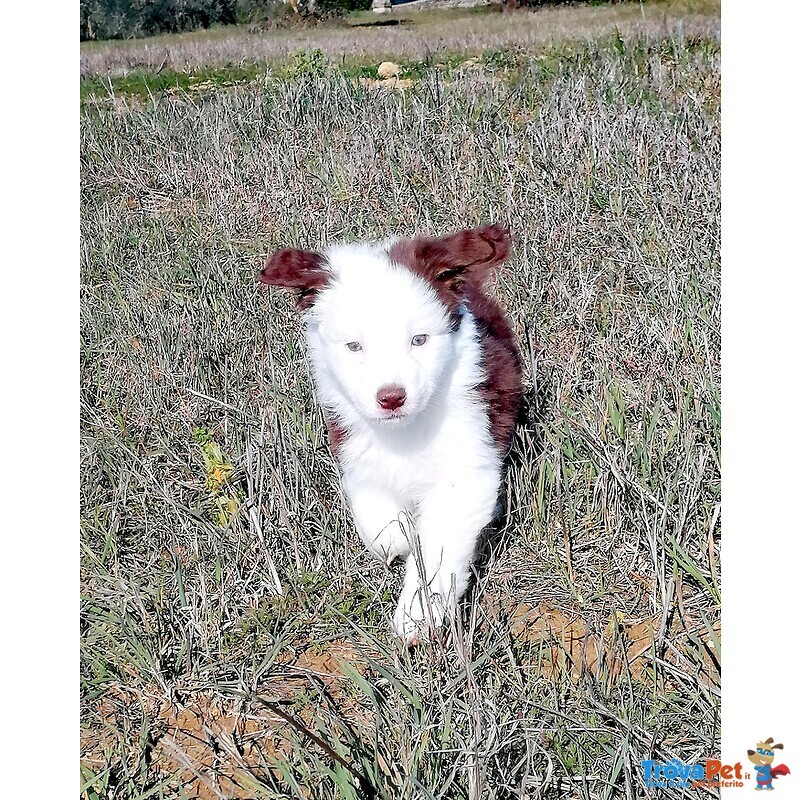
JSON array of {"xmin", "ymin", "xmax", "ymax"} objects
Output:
[{"xmin": 260, "ymin": 225, "xmax": 522, "ymax": 643}]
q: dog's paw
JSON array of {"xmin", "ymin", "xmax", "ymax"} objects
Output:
[
  {"xmin": 392, "ymin": 587, "xmax": 446, "ymax": 645},
  {"xmin": 382, "ymin": 540, "xmax": 410, "ymax": 567},
  {"xmin": 361, "ymin": 526, "xmax": 411, "ymax": 566}
]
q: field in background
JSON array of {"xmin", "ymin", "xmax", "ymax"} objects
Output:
[
  {"xmin": 80, "ymin": 1, "xmax": 718, "ymax": 83},
  {"xmin": 81, "ymin": 3, "xmax": 720, "ymax": 798}
]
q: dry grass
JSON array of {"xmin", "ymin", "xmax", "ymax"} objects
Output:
[{"xmin": 81, "ymin": 6, "xmax": 720, "ymax": 798}]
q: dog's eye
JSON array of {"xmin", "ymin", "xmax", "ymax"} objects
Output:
[
  {"xmin": 411, "ymin": 334, "xmax": 429, "ymax": 347},
  {"xmin": 346, "ymin": 342, "xmax": 362, "ymax": 352}
]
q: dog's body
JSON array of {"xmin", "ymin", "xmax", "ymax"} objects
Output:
[{"xmin": 260, "ymin": 226, "xmax": 522, "ymax": 642}]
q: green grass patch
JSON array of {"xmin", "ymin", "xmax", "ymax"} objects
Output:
[
  {"xmin": 81, "ymin": 31, "xmax": 719, "ymax": 104},
  {"xmin": 80, "ymin": 63, "xmax": 267, "ymax": 101}
]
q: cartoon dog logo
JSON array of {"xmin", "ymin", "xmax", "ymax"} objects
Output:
[{"xmin": 747, "ymin": 738, "xmax": 790, "ymax": 790}]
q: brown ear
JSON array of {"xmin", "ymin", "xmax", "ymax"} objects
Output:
[
  {"xmin": 390, "ymin": 225, "xmax": 512, "ymax": 306},
  {"xmin": 259, "ymin": 248, "xmax": 329, "ymax": 310},
  {"xmin": 420, "ymin": 224, "xmax": 512, "ymax": 277}
]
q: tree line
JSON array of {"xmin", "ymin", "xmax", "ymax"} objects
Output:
[{"xmin": 80, "ymin": 0, "xmax": 371, "ymax": 40}]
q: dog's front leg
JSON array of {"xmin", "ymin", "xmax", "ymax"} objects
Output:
[
  {"xmin": 344, "ymin": 480, "xmax": 412, "ymax": 565},
  {"xmin": 392, "ymin": 473, "xmax": 500, "ymax": 643}
]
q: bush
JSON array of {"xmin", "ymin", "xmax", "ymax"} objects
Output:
[
  {"xmin": 235, "ymin": 0, "xmax": 293, "ymax": 24},
  {"xmin": 81, "ymin": 0, "xmax": 371, "ymax": 38},
  {"xmin": 315, "ymin": 0, "xmax": 370, "ymax": 14},
  {"xmin": 237, "ymin": 0, "xmax": 368, "ymax": 25},
  {"xmin": 81, "ymin": 0, "xmax": 237, "ymax": 40}
]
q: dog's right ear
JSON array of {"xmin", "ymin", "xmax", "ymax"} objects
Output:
[{"xmin": 259, "ymin": 248, "xmax": 329, "ymax": 310}]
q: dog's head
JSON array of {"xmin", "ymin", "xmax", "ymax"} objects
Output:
[
  {"xmin": 747, "ymin": 738, "xmax": 784, "ymax": 766},
  {"xmin": 260, "ymin": 225, "xmax": 512, "ymax": 427}
]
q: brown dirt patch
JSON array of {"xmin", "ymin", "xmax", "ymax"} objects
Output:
[{"xmin": 81, "ymin": 638, "xmax": 372, "ymax": 800}]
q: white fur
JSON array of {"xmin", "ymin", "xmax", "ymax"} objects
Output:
[{"xmin": 304, "ymin": 242, "xmax": 502, "ymax": 642}]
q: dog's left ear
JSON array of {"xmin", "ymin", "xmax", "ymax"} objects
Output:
[
  {"xmin": 259, "ymin": 248, "xmax": 330, "ymax": 310},
  {"xmin": 391, "ymin": 225, "xmax": 512, "ymax": 301},
  {"xmin": 424, "ymin": 224, "xmax": 512, "ymax": 281}
]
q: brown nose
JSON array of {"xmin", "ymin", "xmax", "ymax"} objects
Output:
[{"xmin": 377, "ymin": 384, "xmax": 406, "ymax": 411}]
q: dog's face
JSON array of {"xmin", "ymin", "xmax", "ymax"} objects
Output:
[
  {"xmin": 747, "ymin": 739, "xmax": 784, "ymax": 766},
  {"xmin": 307, "ymin": 252, "xmax": 455, "ymax": 424},
  {"xmin": 260, "ymin": 225, "xmax": 512, "ymax": 427}
]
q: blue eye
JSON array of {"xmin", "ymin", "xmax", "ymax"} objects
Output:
[
  {"xmin": 411, "ymin": 334, "xmax": 428, "ymax": 347},
  {"xmin": 346, "ymin": 342, "xmax": 362, "ymax": 352}
]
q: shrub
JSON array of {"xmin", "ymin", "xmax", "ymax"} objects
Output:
[{"xmin": 81, "ymin": 0, "xmax": 237, "ymax": 41}]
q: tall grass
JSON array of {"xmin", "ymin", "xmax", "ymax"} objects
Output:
[{"xmin": 81, "ymin": 14, "xmax": 720, "ymax": 799}]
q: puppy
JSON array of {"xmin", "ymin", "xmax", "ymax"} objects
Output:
[{"xmin": 260, "ymin": 225, "xmax": 522, "ymax": 642}]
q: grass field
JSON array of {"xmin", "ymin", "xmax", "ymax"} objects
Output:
[{"xmin": 80, "ymin": 3, "xmax": 720, "ymax": 797}]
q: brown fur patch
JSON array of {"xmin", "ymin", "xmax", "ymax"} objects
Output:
[
  {"xmin": 259, "ymin": 248, "xmax": 329, "ymax": 310},
  {"xmin": 389, "ymin": 224, "xmax": 512, "ymax": 316},
  {"xmin": 389, "ymin": 225, "xmax": 522, "ymax": 452},
  {"xmin": 466, "ymin": 284, "xmax": 523, "ymax": 452},
  {"xmin": 325, "ymin": 415, "xmax": 347, "ymax": 458}
]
